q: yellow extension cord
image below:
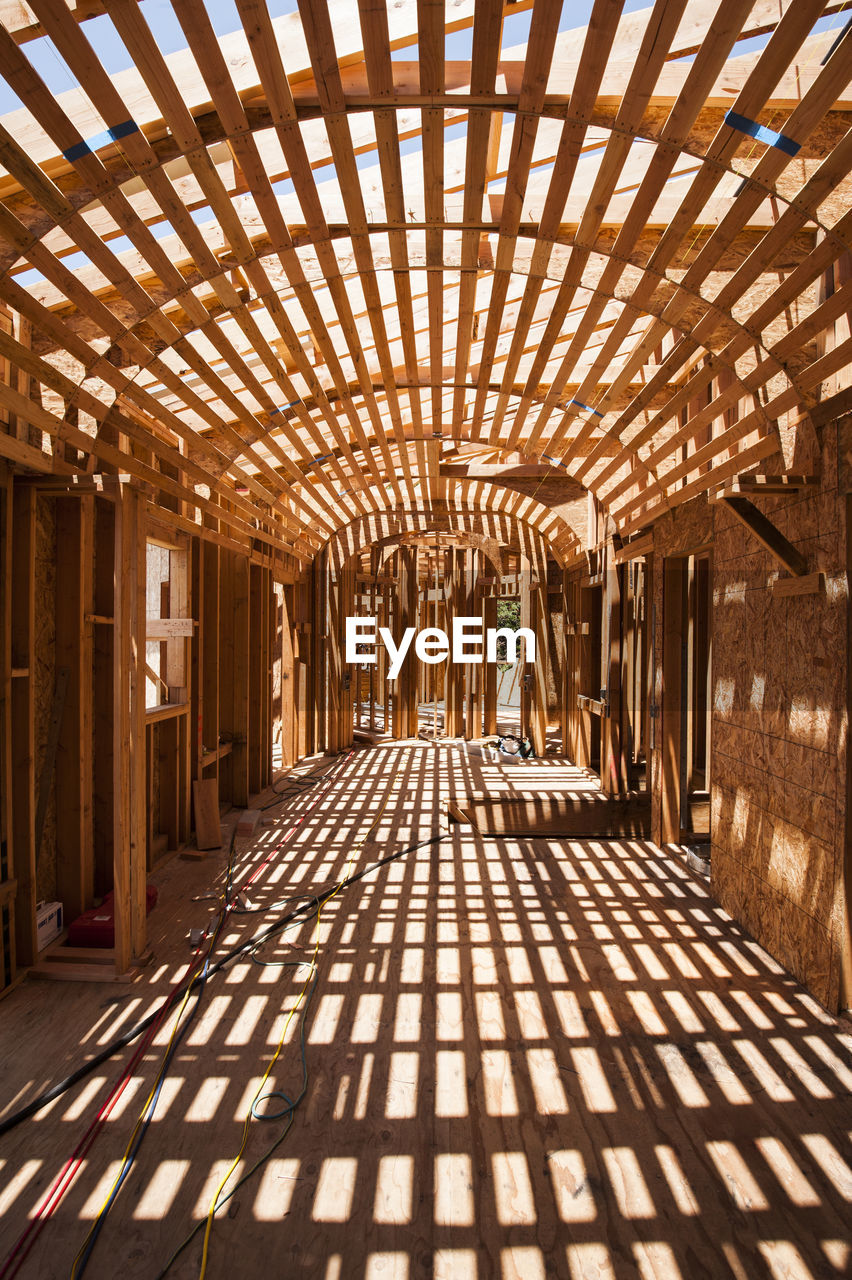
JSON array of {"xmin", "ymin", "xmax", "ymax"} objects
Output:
[
  {"xmin": 197, "ymin": 771, "xmax": 395, "ymax": 1280},
  {"xmin": 70, "ymin": 904, "xmax": 229, "ymax": 1280}
]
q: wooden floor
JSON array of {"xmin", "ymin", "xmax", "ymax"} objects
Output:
[{"xmin": 0, "ymin": 743, "xmax": 850, "ymax": 1279}]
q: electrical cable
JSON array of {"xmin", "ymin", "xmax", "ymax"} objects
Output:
[
  {"xmin": 225, "ymin": 749, "xmax": 356, "ymax": 919},
  {"xmin": 69, "ymin": 957, "xmax": 212, "ymax": 1279},
  {"xmin": 0, "ymin": 827, "xmax": 240, "ymax": 1280},
  {"xmin": 0, "ymin": 832, "xmax": 443, "ymax": 1133},
  {"xmin": 152, "ymin": 952, "xmax": 320, "ymax": 1280},
  {"xmin": 1, "ymin": 764, "xmax": 437, "ymax": 1277},
  {"xmin": 65, "ymin": 825, "xmax": 240, "ymax": 1280},
  {"xmin": 259, "ymin": 758, "xmax": 341, "ymax": 811},
  {"xmin": 0, "ymin": 752, "xmax": 352, "ymax": 1145},
  {"xmin": 154, "ymin": 830, "xmax": 445, "ymax": 1280},
  {"xmin": 195, "ymin": 770, "xmax": 398, "ymax": 1279},
  {"xmin": 62, "ymin": 753, "xmax": 355, "ymax": 1277}
]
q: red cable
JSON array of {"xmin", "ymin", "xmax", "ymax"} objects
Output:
[
  {"xmin": 0, "ymin": 748, "xmax": 356, "ymax": 1278},
  {"xmin": 1, "ymin": 936, "xmax": 209, "ymax": 1279},
  {"xmin": 237, "ymin": 749, "xmax": 355, "ymax": 897}
]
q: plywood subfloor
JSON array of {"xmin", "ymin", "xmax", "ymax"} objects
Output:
[{"xmin": 0, "ymin": 743, "xmax": 850, "ymax": 1279}]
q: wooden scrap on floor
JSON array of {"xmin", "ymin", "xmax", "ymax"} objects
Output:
[
  {"xmin": 191, "ymin": 778, "xmax": 222, "ymax": 851},
  {"xmin": 447, "ymin": 792, "xmax": 651, "ymax": 838},
  {"xmin": 236, "ymin": 808, "xmax": 262, "ymax": 838}
]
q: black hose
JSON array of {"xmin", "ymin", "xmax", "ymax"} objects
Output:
[{"xmin": 0, "ymin": 830, "xmax": 444, "ymax": 1139}]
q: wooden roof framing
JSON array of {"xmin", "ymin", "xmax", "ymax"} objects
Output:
[{"xmin": 0, "ymin": 0, "xmax": 848, "ymax": 560}]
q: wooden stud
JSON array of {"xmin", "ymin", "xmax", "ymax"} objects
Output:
[{"xmin": 10, "ymin": 481, "xmax": 35, "ymax": 965}]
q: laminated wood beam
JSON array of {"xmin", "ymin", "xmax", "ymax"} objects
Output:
[
  {"xmin": 613, "ymin": 533, "xmax": 654, "ymax": 563},
  {"xmin": 396, "ymin": 546, "xmax": 419, "ymax": 739},
  {"xmin": 91, "ymin": 498, "xmax": 114, "ymax": 900},
  {"xmin": 197, "ymin": 539, "xmax": 221, "ymax": 788},
  {"xmin": 0, "ymin": 469, "xmax": 8, "ymax": 991},
  {"xmin": 248, "ymin": 564, "xmax": 269, "ymax": 789},
  {"xmin": 601, "ymin": 558, "xmax": 628, "ymax": 798},
  {"xmin": 711, "ymin": 473, "xmax": 819, "ymax": 499},
  {"xmin": 720, "ymin": 494, "xmax": 809, "ymax": 576},
  {"xmin": 325, "ymin": 558, "xmax": 345, "ymax": 753}
]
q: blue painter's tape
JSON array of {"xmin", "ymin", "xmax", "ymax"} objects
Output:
[
  {"xmin": 570, "ymin": 398, "xmax": 604, "ymax": 417},
  {"xmin": 724, "ymin": 110, "xmax": 800, "ymax": 157},
  {"xmin": 306, "ymin": 453, "xmax": 332, "ymax": 470},
  {"xmin": 63, "ymin": 139, "xmax": 94, "ymax": 162},
  {"xmin": 108, "ymin": 119, "xmax": 139, "ymax": 142},
  {"xmin": 63, "ymin": 120, "xmax": 139, "ymax": 162}
]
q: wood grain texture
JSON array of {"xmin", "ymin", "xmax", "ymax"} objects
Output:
[{"xmin": 0, "ymin": 744, "xmax": 848, "ymax": 1278}]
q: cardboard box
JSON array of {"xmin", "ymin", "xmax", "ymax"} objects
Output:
[{"xmin": 36, "ymin": 901, "xmax": 63, "ymax": 952}]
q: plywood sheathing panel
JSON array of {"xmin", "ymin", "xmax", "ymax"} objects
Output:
[{"xmin": 709, "ymin": 426, "xmax": 845, "ymax": 1009}]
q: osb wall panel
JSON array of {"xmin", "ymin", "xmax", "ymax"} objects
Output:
[
  {"xmin": 652, "ymin": 496, "xmax": 714, "ymax": 559},
  {"xmin": 33, "ymin": 495, "xmax": 56, "ymax": 903},
  {"xmin": 711, "ymin": 426, "xmax": 845, "ymax": 1009}
]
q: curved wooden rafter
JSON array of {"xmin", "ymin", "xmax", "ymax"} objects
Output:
[{"xmin": 0, "ymin": 0, "xmax": 847, "ymax": 560}]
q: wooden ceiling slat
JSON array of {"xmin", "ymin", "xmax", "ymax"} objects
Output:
[
  {"xmin": 553, "ymin": 1, "xmax": 849, "ymax": 509},
  {"xmin": 526, "ymin": 0, "xmax": 755, "ymax": 464},
  {"xmin": 568, "ymin": 0, "xmax": 842, "ymax": 466},
  {"xmin": 298, "ymin": 0, "xmax": 427, "ymax": 502},
  {"xmin": 450, "ymin": 0, "xmax": 504, "ymax": 437},
  {"xmin": 356, "ymin": 0, "xmax": 433, "ymax": 500},
  {"xmin": 4, "ymin": 3, "xmax": 351, "ymax": 531},
  {"xmin": 235, "ymin": 0, "xmax": 405, "ymax": 510},
  {"xmin": 586, "ymin": 196, "xmax": 852, "ymax": 491},
  {"xmin": 465, "ymin": 0, "xmax": 563, "ymax": 444},
  {"xmin": 0, "ymin": 0, "xmax": 847, "ymax": 552},
  {"xmin": 484, "ymin": 0, "xmax": 622, "ymax": 448},
  {"xmin": 417, "ymin": 0, "xmax": 445, "ymax": 454},
  {"xmin": 97, "ymin": 0, "xmax": 371, "ymax": 525},
  {"xmin": 168, "ymin": 0, "xmax": 400, "ymax": 513},
  {"xmin": 501, "ymin": 0, "xmax": 693, "ymax": 453}
]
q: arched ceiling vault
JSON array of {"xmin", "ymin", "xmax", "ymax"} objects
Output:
[{"xmin": 0, "ymin": 0, "xmax": 849, "ymax": 565}]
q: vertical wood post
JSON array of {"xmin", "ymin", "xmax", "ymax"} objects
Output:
[
  {"xmin": 230, "ymin": 553, "xmax": 250, "ymax": 805},
  {"xmin": 445, "ymin": 548, "xmax": 465, "ymax": 737},
  {"xmin": 11, "ymin": 482, "xmax": 35, "ymax": 966},
  {"xmin": 659, "ymin": 557, "xmax": 685, "ymax": 845},
  {"xmin": 54, "ymin": 496, "xmax": 94, "ymax": 921},
  {"xmin": 280, "ymin": 584, "xmax": 295, "ymax": 767},
  {"xmin": 112, "ymin": 482, "xmax": 147, "ymax": 971},
  {"xmin": 530, "ymin": 577, "xmax": 549, "ymax": 758},
  {"xmin": 0, "ymin": 467, "xmax": 15, "ymax": 988},
  {"xmin": 482, "ymin": 593, "xmax": 498, "ymax": 737}
]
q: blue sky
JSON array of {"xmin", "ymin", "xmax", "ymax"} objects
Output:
[
  {"xmin": 0, "ymin": 1, "xmax": 675, "ymax": 116},
  {"xmin": 0, "ymin": 2, "xmax": 845, "ymax": 131}
]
